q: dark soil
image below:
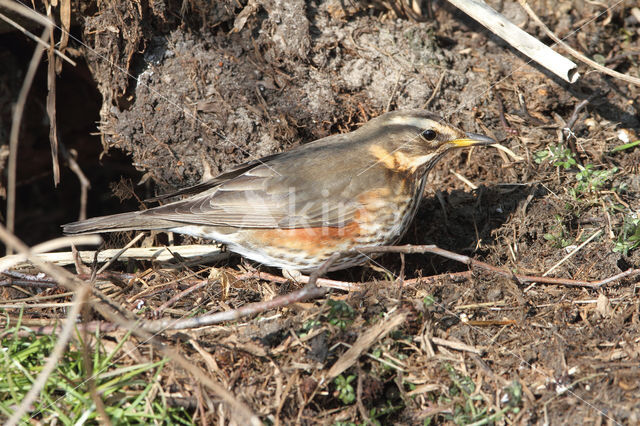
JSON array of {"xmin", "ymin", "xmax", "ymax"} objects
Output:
[{"xmin": 2, "ymin": 0, "xmax": 639, "ymax": 424}]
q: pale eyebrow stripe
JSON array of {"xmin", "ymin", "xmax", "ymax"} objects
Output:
[
  {"xmin": 384, "ymin": 117, "xmax": 452, "ymax": 139},
  {"xmin": 387, "ymin": 115, "xmax": 435, "ymax": 128}
]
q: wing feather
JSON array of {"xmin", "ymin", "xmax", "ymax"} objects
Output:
[{"xmin": 139, "ymin": 134, "xmax": 366, "ymax": 229}]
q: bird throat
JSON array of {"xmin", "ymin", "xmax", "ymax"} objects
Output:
[{"xmin": 369, "ymin": 145, "xmax": 438, "ymax": 174}]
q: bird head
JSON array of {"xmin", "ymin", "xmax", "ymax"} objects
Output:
[{"xmin": 361, "ymin": 110, "xmax": 496, "ymax": 174}]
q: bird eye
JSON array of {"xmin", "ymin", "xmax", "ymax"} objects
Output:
[{"xmin": 421, "ymin": 129, "xmax": 437, "ymax": 141}]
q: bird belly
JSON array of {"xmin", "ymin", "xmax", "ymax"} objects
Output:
[
  {"xmin": 169, "ymin": 223, "xmax": 365, "ymax": 271},
  {"xmin": 168, "ymin": 177, "xmax": 425, "ymax": 272}
]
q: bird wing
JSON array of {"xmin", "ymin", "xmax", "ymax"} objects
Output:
[
  {"xmin": 142, "ymin": 135, "xmax": 366, "ymax": 229},
  {"xmin": 145, "ymin": 152, "xmax": 285, "ymax": 202}
]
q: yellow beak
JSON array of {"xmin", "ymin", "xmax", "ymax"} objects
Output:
[{"xmin": 451, "ymin": 132, "xmax": 496, "ymax": 147}]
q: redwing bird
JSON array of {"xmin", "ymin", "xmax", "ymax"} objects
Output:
[{"xmin": 63, "ymin": 110, "xmax": 494, "ymax": 272}]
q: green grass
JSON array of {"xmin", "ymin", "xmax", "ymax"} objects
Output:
[
  {"xmin": 535, "ymin": 143, "xmax": 638, "ymax": 256},
  {"xmin": 424, "ymin": 364, "xmax": 522, "ymax": 425},
  {"xmin": 326, "ymin": 299, "xmax": 356, "ymax": 330},
  {"xmin": 0, "ymin": 315, "xmax": 192, "ymax": 424},
  {"xmin": 614, "ymin": 216, "xmax": 640, "ymax": 255},
  {"xmin": 333, "ymin": 374, "xmax": 356, "ymax": 405}
]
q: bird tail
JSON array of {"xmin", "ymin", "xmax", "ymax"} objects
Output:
[{"xmin": 62, "ymin": 211, "xmax": 177, "ymax": 235}]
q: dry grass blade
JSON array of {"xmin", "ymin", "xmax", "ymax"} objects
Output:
[
  {"xmin": 450, "ymin": 168, "xmax": 478, "ymax": 190},
  {"xmin": 325, "ymin": 310, "xmax": 408, "ymax": 381},
  {"xmin": 489, "ymin": 143, "xmax": 524, "ymax": 161},
  {"xmin": 57, "ymin": 0, "xmax": 71, "ymax": 72},
  {"xmin": 542, "ymin": 229, "xmax": 603, "ymax": 277},
  {"xmin": 62, "ymin": 147, "xmax": 91, "ymax": 220},
  {"xmin": 431, "ymin": 337, "xmax": 482, "ymax": 355},
  {"xmin": 46, "ymin": 5, "xmax": 60, "ymax": 186}
]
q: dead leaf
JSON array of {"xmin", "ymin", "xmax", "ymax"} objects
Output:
[{"xmin": 595, "ymin": 293, "xmax": 612, "ymax": 318}]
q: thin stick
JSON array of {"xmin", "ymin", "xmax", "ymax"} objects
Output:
[
  {"xmin": 46, "ymin": 5, "xmax": 60, "ymax": 186},
  {"xmin": 0, "ymin": 0, "xmax": 54, "ymax": 28},
  {"xmin": 142, "ymin": 253, "xmax": 342, "ymax": 331},
  {"xmin": 454, "ymin": 300, "xmax": 506, "ymax": 310},
  {"xmin": 296, "ymin": 274, "xmax": 361, "ymax": 291},
  {"xmin": 489, "ymin": 143, "xmax": 524, "ymax": 161},
  {"xmin": 230, "ymin": 270, "xmax": 362, "ymax": 291},
  {"xmin": 449, "ymin": 168, "xmax": 478, "ymax": 190},
  {"xmin": 154, "ymin": 278, "xmax": 212, "ymax": 315},
  {"xmin": 565, "ymin": 99, "xmax": 591, "ymax": 131},
  {"xmin": 2, "ymin": 270, "xmax": 57, "ymax": 283},
  {"xmin": 496, "ymin": 94, "xmax": 518, "ymax": 136},
  {"xmin": 2, "ymin": 321, "xmax": 120, "ymax": 338},
  {"xmin": 542, "ymin": 229, "xmax": 602, "ymax": 277},
  {"xmin": 0, "ymin": 279, "xmax": 57, "ymax": 289},
  {"xmin": 96, "ymin": 233, "xmax": 145, "ymax": 275},
  {"xmin": 386, "ymin": 72, "xmax": 402, "ymax": 112},
  {"xmin": 325, "ymin": 310, "xmax": 408, "ymax": 381},
  {"xmin": 519, "ymin": 0, "xmax": 640, "ymax": 86},
  {"xmin": 0, "ymin": 301, "xmax": 82, "ymax": 310},
  {"xmin": 431, "ymin": 337, "xmax": 482, "ymax": 355},
  {"xmin": 62, "ymin": 147, "xmax": 91, "ymax": 220},
  {"xmin": 141, "ymin": 281, "xmax": 328, "ymax": 332},
  {"xmin": 355, "ymin": 245, "xmax": 639, "ymax": 288},
  {"xmin": 422, "ymin": 71, "xmax": 446, "ymax": 109}
]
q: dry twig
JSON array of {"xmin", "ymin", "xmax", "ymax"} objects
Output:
[
  {"xmin": 62, "ymin": 147, "xmax": 91, "ymax": 220},
  {"xmin": 141, "ymin": 279, "xmax": 329, "ymax": 332},
  {"xmin": 6, "ymin": 244, "xmax": 228, "ymax": 268},
  {"xmin": 0, "ymin": 235, "xmax": 102, "ymax": 271},
  {"xmin": 354, "ymin": 245, "xmax": 638, "ymax": 289},
  {"xmin": 448, "ymin": 0, "xmax": 578, "ymax": 82}
]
